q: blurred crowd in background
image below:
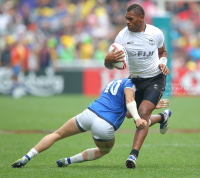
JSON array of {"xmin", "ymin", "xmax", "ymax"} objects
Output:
[{"xmin": 0, "ymin": 0, "xmax": 199, "ymax": 72}]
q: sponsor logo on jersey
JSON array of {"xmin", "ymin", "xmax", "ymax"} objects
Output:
[
  {"xmin": 149, "ymin": 38, "xmax": 155, "ymax": 45},
  {"xmin": 129, "ymin": 51, "xmax": 154, "ymax": 59}
]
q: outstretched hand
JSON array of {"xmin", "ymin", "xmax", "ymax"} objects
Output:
[
  {"xmin": 158, "ymin": 64, "xmax": 170, "ymax": 75},
  {"xmin": 135, "ymin": 119, "xmax": 147, "ymax": 129},
  {"xmin": 156, "ymin": 99, "xmax": 170, "ymax": 109}
]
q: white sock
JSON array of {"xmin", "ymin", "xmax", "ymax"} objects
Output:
[
  {"xmin": 69, "ymin": 153, "xmax": 83, "ymax": 164},
  {"xmin": 24, "ymin": 148, "xmax": 39, "ymax": 160}
]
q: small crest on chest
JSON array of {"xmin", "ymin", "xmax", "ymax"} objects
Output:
[{"xmin": 149, "ymin": 38, "xmax": 155, "ymax": 45}]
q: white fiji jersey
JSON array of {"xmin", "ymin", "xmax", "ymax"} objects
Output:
[{"xmin": 115, "ymin": 24, "xmax": 164, "ymax": 78}]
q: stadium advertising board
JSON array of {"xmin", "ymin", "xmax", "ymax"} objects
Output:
[
  {"xmin": 0, "ymin": 67, "xmax": 81, "ymax": 97},
  {"xmin": 172, "ymin": 68, "xmax": 200, "ymax": 96},
  {"xmin": 83, "ymin": 68, "xmax": 129, "ymax": 96},
  {"xmin": 0, "ymin": 67, "xmax": 199, "ymax": 97}
]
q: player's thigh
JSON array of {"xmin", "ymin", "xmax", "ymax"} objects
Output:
[
  {"xmin": 135, "ymin": 89, "xmax": 145, "ymax": 109},
  {"xmin": 55, "ymin": 117, "xmax": 82, "ymax": 139},
  {"xmin": 145, "ymin": 73, "xmax": 166, "ymax": 105},
  {"xmin": 93, "ymin": 121, "xmax": 115, "ymax": 153},
  {"xmin": 135, "ymin": 73, "xmax": 166, "ymax": 108},
  {"xmin": 138, "ymin": 100, "xmax": 156, "ymax": 120},
  {"xmin": 94, "ymin": 137, "xmax": 115, "ymax": 153},
  {"xmin": 143, "ymin": 90, "xmax": 162, "ymax": 107},
  {"xmin": 138, "ymin": 91, "xmax": 162, "ymax": 120}
]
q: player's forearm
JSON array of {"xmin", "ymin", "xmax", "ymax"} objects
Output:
[
  {"xmin": 159, "ymin": 50, "xmax": 168, "ymax": 59},
  {"xmin": 126, "ymin": 101, "xmax": 140, "ymax": 121},
  {"xmin": 159, "ymin": 50, "xmax": 168, "ymax": 66},
  {"xmin": 125, "ymin": 88, "xmax": 139, "ymax": 120}
]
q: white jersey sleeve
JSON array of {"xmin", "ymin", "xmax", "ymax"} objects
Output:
[
  {"xmin": 114, "ymin": 27, "xmax": 128, "ymax": 46},
  {"xmin": 114, "ymin": 33, "xmax": 122, "ymax": 44}
]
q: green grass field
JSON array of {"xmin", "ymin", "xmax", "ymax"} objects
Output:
[{"xmin": 0, "ymin": 95, "xmax": 200, "ymax": 178}]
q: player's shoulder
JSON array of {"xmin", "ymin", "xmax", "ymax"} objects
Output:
[
  {"xmin": 122, "ymin": 78, "xmax": 133, "ymax": 86},
  {"xmin": 113, "ymin": 78, "xmax": 132, "ymax": 85},
  {"xmin": 119, "ymin": 26, "xmax": 129, "ymax": 33},
  {"xmin": 117, "ymin": 27, "xmax": 129, "ymax": 37},
  {"xmin": 146, "ymin": 24, "xmax": 163, "ymax": 35},
  {"xmin": 112, "ymin": 78, "xmax": 129, "ymax": 83},
  {"xmin": 122, "ymin": 78, "xmax": 136, "ymax": 90},
  {"xmin": 122, "ymin": 78, "xmax": 131, "ymax": 82}
]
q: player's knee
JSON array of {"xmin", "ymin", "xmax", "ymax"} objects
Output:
[
  {"xmin": 138, "ymin": 109, "xmax": 148, "ymax": 120},
  {"xmin": 99, "ymin": 147, "xmax": 113, "ymax": 155},
  {"xmin": 138, "ymin": 104, "xmax": 153, "ymax": 117},
  {"xmin": 53, "ymin": 131, "xmax": 63, "ymax": 140}
]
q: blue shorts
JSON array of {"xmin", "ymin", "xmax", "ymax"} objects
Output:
[{"xmin": 12, "ymin": 66, "xmax": 21, "ymax": 76}]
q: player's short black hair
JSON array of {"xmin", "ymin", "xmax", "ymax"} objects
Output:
[{"xmin": 127, "ymin": 4, "xmax": 145, "ymax": 17}]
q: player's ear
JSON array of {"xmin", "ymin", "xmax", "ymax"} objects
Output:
[{"xmin": 139, "ymin": 15, "xmax": 144, "ymax": 21}]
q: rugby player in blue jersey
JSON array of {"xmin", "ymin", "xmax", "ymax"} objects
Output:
[{"xmin": 12, "ymin": 78, "xmax": 170, "ymax": 168}]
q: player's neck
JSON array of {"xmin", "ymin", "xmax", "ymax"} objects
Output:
[{"xmin": 136, "ymin": 23, "xmax": 146, "ymax": 33}]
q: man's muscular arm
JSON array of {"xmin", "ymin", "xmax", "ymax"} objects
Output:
[
  {"xmin": 158, "ymin": 44, "xmax": 168, "ymax": 59},
  {"xmin": 158, "ymin": 44, "xmax": 169, "ymax": 75},
  {"xmin": 104, "ymin": 49, "xmax": 124, "ymax": 69}
]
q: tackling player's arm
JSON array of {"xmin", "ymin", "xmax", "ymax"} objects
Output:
[
  {"xmin": 126, "ymin": 99, "xmax": 170, "ymax": 118},
  {"xmin": 158, "ymin": 44, "xmax": 169, "ymax": 75},
  {"xmin": 124, "ymin": 88, "xmax": 147, "ymax": 129}
]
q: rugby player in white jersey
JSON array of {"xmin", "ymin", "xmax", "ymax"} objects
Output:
[
  {"xmin": 104, "ymin": 4, "xmax": 172, "ymax": 168},
  {"xmin": 12, "ymin": 78, "xmax": 170, "ymax": 168}
]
